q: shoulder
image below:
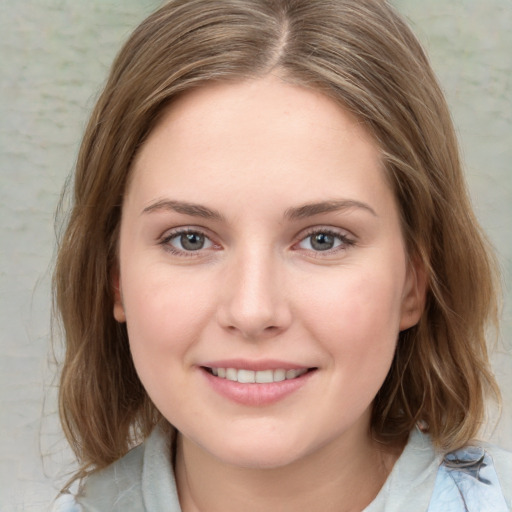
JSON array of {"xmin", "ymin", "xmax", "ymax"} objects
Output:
[
  {"xmin": 369, "ymin": 430, "xmax": 512, "ymax": 512},
  {"xmin": 50, "ymin": 443, "xmax": 145, "ymax": 512},
  {"xmin": 72, "ymin": 423, "xmax": 180, "ymax": 512},
  {"xmin": 484, "ymin": 442, "xmax": 512, "ymax": 508},
  {"xmin": 428, "ymin": 441, "xmax": 512, "ymax": 512},
  {"xmin": 76, "ymin": 441, "xmax": 146, "ymax": 511}
]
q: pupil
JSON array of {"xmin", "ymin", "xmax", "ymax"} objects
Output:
[
  {"xmin": 181, "ymin": 233, "xmax": 204, "ymax": 251},
  {"xmin": 311, "ymin": 233, "xmax": 334, "ymax": 251}
]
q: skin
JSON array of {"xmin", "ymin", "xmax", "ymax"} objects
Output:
[{"xmin": 113, "ymin": 75, "xmax": 425, "ymax": 512}]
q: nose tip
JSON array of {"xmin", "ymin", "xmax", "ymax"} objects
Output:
[
  {"xmin": 217, "ymin": 287, "xmax": 290, "ymax": 340},
  {"xmin": 222, "ymin": 313, "xmax": 285, "ymax": 340},
  {"xmin": 216, "ymin": 256, "xmax": 291, "ymax": 340}
]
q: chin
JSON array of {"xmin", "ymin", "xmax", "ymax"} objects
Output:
[
  {"xmin": 219, "ymin": 449, "xmax": 301, "ymax": 470},
  {"xmin": 204, "ymin": 434, "xmax": 312, "ymax": 470}
]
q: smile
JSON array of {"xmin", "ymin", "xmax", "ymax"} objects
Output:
[
  {"xmin": 205, "ymin": 367, "xmax": 309, "ymax": 383},
  {"xmin": 201, "ymin": 365, "xmax": 316, "ymax": 406}
]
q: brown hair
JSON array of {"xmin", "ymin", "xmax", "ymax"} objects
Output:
[{"xmin": 54, "ymin": 0, "xmax": 500, "ymax": 484}]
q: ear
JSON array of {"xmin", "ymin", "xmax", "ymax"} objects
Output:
[
  {"xmin": 399, "ymin": 255, "xmax": 427, "ymax": 331},
  {"xmin": 112, "ymin": 264, "xmax": 126, "ymax": 323}
]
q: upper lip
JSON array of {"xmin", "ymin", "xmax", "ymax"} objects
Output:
[{"xmin": 200, "ymin": 359, "xmax": 313, "ymax": 371}]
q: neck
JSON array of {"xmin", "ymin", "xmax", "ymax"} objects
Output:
[{"xmin": 174, "ymin": 426, "xmax": 403, "ymax": 512}]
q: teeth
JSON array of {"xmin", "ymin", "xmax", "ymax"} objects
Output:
[
  {"xmin": 237, "ymin": 369, "xmax": 255, "ymax": 383},
  {"xmin": 273, "ymin": 369, "xmax": 286, "ymax": 382},
  {"xmin": 209, "ymin": 367, "xmax": 308, "ymax": 383},
  {"xmin": 286, "ymin": 369, "xmax": 299, "ymax": 379},
  {"xmin": 226, "ymin": 368, "xmax": 237, "ymax": 381},
  {"xmin": 255, "ymin": 369, "xmax": 273, "ymax": 383}
]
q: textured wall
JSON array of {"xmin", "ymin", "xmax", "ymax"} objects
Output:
[
  {"xmin": 0, "ymin": 1, "xmax": 510, "ymax": 510},
  {"xmin": 0, "ymin": 2, "xmax": 162, "ymax": 510},
  {"xmin": 393, "ymin": 0, "xmax": 512, "ymax": 445}
]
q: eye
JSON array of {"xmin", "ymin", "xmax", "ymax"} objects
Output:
[
  {"xmin": 297, "ymin": 229, "xmax": 354, "ymax": 252},
  {"xmin": 162, "ymin": 229, "xmax": 215, "ymax": 254}
]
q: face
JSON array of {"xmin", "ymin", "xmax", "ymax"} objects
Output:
[{"xmin": 114, "ymin": 76, "xmax": 424, "ymax": 469}]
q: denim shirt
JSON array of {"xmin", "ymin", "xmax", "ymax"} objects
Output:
[
  {"xmin": 427, "ymin": 446, "xmax": 509, "ymax": 511},
  {"xmin": 53, "ymin": 426, "xmax": 511, "ymax": 511}
]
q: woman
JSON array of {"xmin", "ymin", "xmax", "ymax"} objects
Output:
[{"xmin": 53, "ymin": 0, "xmax": 511, "ymax": 510}]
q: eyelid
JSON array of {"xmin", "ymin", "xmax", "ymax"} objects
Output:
[
  {"xmin": 292, "ymin": 225, "xmax": 356, "ymax": 254},
  {"xmin": 158, "ymin": 224, "xmax": 355, "ymax": 258},
  {"xmin": 159, "ymin": 226, "xmax": 221, "ymax": 256}
]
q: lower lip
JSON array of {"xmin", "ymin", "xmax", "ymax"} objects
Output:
[{"xmin": 201, "ymin": 368, "xmax": 315, "ymax": 406}]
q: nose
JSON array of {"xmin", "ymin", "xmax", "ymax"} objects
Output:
[{"xmin": 216, "ymin": 246, "xmax": 292, "ymax": 340}]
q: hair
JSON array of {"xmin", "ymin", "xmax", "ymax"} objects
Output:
[{"xmin": 54, "ymin": 0, "xmax": 501, "ymax": 486}]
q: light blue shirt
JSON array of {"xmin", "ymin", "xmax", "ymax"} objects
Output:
[
  {"xmin": 53, "ymin": 425, "xmax": 512, "ymax": 511},
  {"xmin": 428, "ymin": 446, "xmax": 509, "ymax": 511}
]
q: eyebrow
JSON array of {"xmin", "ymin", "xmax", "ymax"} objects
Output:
[
  {"xmin": 141, "ymin": 198, "xmax": 377, "ymax": 221},
  {"xmin": 284, "ymin": 199, "xmax": 377, "ymax": 220},
  {"xmin": 141, "ymin": 199, "xmax": 225, "ymax": 221}
]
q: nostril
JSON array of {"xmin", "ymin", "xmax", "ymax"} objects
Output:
[{"xmin": 223, "ymin": 323, "xmax": 282, "ymax": 339}]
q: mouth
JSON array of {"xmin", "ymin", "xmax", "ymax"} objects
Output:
[{"xmin": 202, "ymin": 366, "xmax": 317, "ymax": 384}]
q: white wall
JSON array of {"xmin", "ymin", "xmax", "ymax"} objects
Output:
[
  {"xmin": 393, "ymin": 0, "xmax": 512, "ymax": 446},
  {"xmin": 0, "ymin": 1, "xmax": 510, "ymax": 510}
]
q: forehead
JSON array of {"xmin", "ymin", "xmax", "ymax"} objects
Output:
[
  {"xmin": 148, "ymin": 76, "xmax": 375, "ymax": 151},
  {"xmin": 127, "ymin": 76, "xmax": 394, "ymax": 220}
]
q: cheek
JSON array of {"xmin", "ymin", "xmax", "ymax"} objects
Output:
[
  {"xmin": 298, "ymin": 263, "xmax": 405, "ymax": 365},
  {"xmin": 121, "ymin": 267, "xmax": 215, "ymax": 368},
  {"xmin": 120, "ymin": 269, "xmax": 217, "ymax": 420}
]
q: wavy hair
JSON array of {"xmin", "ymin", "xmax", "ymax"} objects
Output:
[{"xmin": 54, "ymin": 0, "xmax": 500, "ymax": 485}]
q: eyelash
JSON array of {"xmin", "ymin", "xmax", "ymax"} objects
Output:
[
  {"xmin": 159, "ymin": 227, "xmax": 355, "ymax": 257},
  {"xmin": 294, "ymin": 227, "xmax": 356, "ymax": 256},
  {"xmin": 160, "ymin": 228, "xmax": 217, "ymax": 257}
]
